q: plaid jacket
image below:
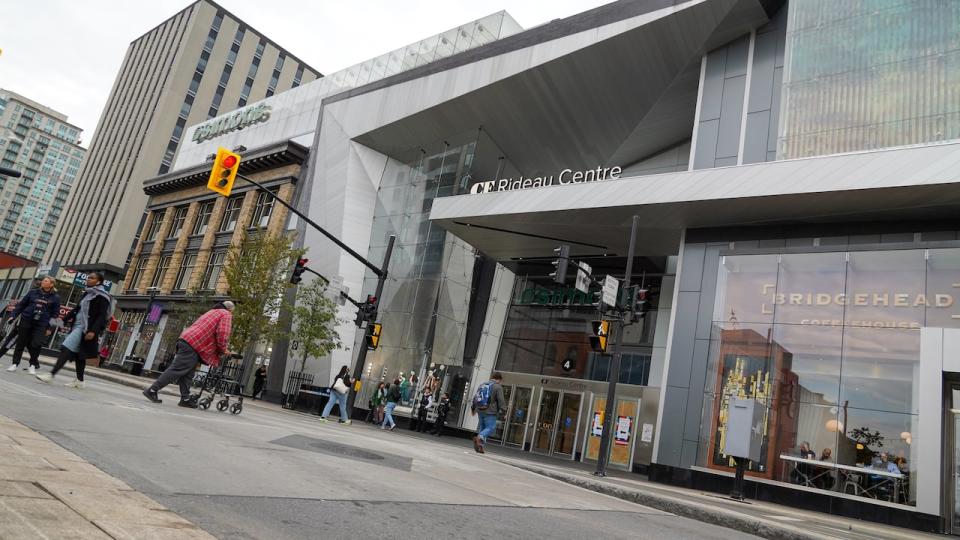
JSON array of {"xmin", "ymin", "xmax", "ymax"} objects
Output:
[{"xmin": 181, "ymin": 309, "xmax": 232, "ymax": 366}]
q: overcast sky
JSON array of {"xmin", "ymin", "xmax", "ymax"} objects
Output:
[{"xmin": 1, "ymin": 0, "xmax": 612, "ymax": 144}]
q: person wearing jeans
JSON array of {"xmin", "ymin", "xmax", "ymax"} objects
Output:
[
  {"xmin": 320, "ymin": 365, "xmax": 353, "ymax": 424},
  {"xmin": 471, "ymin": 372, "xmax": 506, "ymax": 454},
  {"xmin": 381, "ymin": 380, "xmax": 401, "ymax": 431}
]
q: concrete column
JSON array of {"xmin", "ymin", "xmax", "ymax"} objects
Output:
[{"xmin": 917, "ymin": 327, "xmax": 943, "ymax": 515}]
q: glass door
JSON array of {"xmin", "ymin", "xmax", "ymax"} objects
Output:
[
  {"xmin": 532, "ymin": 389, "xmax": 559, "ymax": 455},
  {"xmin": 954, "ymin": 413, "xmax": 960, "ymax": 533},
  {"xmin": 490, "ymin": 385, "xmax": 514, "ymax": 443},
  {"xmin": 552, "ymin": 391, "xmax": 583, "ymax": 459},
  {"xmin": 504, "ymin": 386, "xmax": 533, "ymax": 447}
]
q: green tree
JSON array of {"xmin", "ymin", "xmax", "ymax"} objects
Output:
[
  {"xmin": 223, "ymin": 229, "xmax": 303, "ymax": 355},
  {"xmin": 288, "ymin": 277, "xmax": 344, "ymax": 372}
]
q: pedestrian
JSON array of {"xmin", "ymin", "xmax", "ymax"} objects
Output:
[
  {"xmin": 252, "ymin": 364, "xmax": 267, "ymax": 400},
  {"xmin": 0, "ymin": 316, "xmax": 21, "ymax": 358},
  {"xmin": 320, "ymin": 365, "xmax": 353, "ymax": 424},
  {"xmin": 415, "ymin": 391, "xmax": 433, "ymax": 432},
  {"xmin": 371, "ymin": 381, "xmax": 386, "ymax": 425},
  {"xmin": 6, "ymin": 276, "xmax": 60, "ymax": 375},
  {"xmin": 381, "ymin": 380, "xmax": 400, "ymax": 431},
  {"xmin": 142, "ymin": 301, "xmax": 234, "ymax": 407},
  {"xmin": 431, "ymin": 393, "xmax": 451, "ymax": 436},
  {"xmin": 36, "ymin": 272, "xmax": 112, "ymax": 389},
  {"xmin": 470, "ymin": 372, "xmax": 506, "ymax": 454}
]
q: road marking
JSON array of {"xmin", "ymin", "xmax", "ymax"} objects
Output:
[{"xmin": 763, "ymin": 514, "xmax": 804, "ymax": 522}]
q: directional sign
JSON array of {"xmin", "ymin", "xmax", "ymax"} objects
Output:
[
  {"xmin": 575, "ymin": 262, "xmax": 591, "ymax": 294},
  {"xmin": 561, "ymin": 358, "xmax": 576, "ymax": 372},
  {"xmin": 602, "ymin": 275, "xmax": 619, "ymax": 307}
]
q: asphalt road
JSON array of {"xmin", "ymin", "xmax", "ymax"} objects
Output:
[{"xmin": 0, "ymin": 369, "xmax": 757, "ymax": 540}]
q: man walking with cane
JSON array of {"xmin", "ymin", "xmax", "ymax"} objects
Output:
[{"xmin": 143, "ymin": 301, "xmax": 233, "ymax": 407}]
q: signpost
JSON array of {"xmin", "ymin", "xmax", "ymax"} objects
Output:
[
  {"xmin": 602, "ymin": 275, "xmax": 619, "ymax": 308},
  {"xmin": 575, "ymin": 262, "xmax": 592, "ymax": 294}
]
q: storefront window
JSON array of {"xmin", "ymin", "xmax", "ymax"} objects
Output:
[{"xmin": 698, "ymin": 248, "xmax": 931, "ymax": 506}]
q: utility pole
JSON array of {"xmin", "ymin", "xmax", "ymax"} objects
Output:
[
  {"xmin": 595, "ymin": 215, "xmax": 639, "ymax": 477},
  {"xmin": 346, "ymin": 235, "xmax": 394, "ymax": 410}
]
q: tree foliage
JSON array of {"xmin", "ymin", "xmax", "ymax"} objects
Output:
[
  {"xmin": 288, "ymin": 277, "xmax": 344, "ymax": 372},
  {"xmin": 223, "ymin": 229, "xmax": 302, "ymax": 353}
]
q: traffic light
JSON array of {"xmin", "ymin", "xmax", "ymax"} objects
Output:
[
  {"xmin": 354, "ymin": 295, "xmax": 377, "ymax": 327},
  {"xmin": 207, "ymin": 147, "xmax": 241, "ymax": 196},
  {"xmin": 365, "ymin": 323, "xmax": 382, "ymax": 350},
  {"xmin": 550, "ymin": 244, "xmax": 570, "ymax": 284},
  {"xmin": 290, "ymin": 258, "xmax": 309, "ymax": 284},
  {"xmin": 632, "ymin": 288, "xmax": 650, "ymax": 322},
  {"xmin": 589, "ymin": 320, "xmax": 610, "ymax": 352}
]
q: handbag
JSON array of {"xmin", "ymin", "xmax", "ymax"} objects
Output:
[{"xmin": 333, "ymin": 377, "xmax": 349, "ymax": 395}]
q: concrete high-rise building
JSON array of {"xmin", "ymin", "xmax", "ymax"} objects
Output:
[
  {"xmin": 0, "ymin": 90, "xmax": 85, "ymax": 261},
  {"xmin": 47, "ymin": 0, "xmax": 319, "ymax": 278}
]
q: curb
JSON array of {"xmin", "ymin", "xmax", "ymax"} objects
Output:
[{"xmin": 489, "ymin": 457, "xmax": 835, "ymax": 540}]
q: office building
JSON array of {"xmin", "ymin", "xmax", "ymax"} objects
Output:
[
  {"xmin": 46, "ymin": 0, "xmax": 319, "ymax": 280},
  {"xmin": 0, "ymin": 90, "xmax": 84, "ymax": 261}
]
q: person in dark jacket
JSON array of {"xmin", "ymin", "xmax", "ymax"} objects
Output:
[
  {"xmin": 320, "ymin": 365, "xmax": 354, "ymax": 424},
  {"xmin": 36, "ymin": 272, "xmax": 111, "ymax": 389},
  {"xmin": 431, "ymin": 393, "xmax": 451, "ymax": 436},
  {"xmin": 6, "ymin": 277, "xmax": 60, "ymax": 374},
  {"xmin": 381, "ymin": 380, "xmax": 401, "ymax": 431},
  {"xmin": 252, "ymin": 365, "xmax": 267, "ymax": 400}
]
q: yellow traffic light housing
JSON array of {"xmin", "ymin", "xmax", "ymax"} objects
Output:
[
  {"xmin": 207, "ymin": 147, "xmax": 241, "ymax": 196},
  {"xmin": 589, "ymin": 320, "xmax": 610, "ymax": 352},
  {"xmin": 365, "ymin": 323, "xmax": 382, "ymax": 350}
]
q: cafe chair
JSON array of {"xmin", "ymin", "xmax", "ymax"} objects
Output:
[{"xmin": 843, "ymin": 472, "xmax": 866, "ymax": 496}]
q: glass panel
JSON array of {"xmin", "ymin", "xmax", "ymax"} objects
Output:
[
  {"xmin": 954, "ymin": 414, "xmax": 960, "ymax": 529},
  {"xmin": 774, "ymin": 252, "xmax": 847, "ymax": 325},
  {"xmin": 553, "ymin": 392, "xmax": 581, "ymax": 457},
  {"xmin": 926, "ymin": 248, "xmax": 960, "ymax": 329},
  {"xmin": 714, "ymin": 254, "xmax": 779, "ymax": 325},
  {"xmin": 844, "ymin": 250, "xmax": 925, "ymax": 329},
  {"xmin": 840, "ymin": 327, "xmax": 919, "ymax": 415},
  {"xmin": 489, "ymin": 385, "xmax": 512, "ymax": 443},
  {"xmin": 532, "ymin": 390, "xmax": 559, "ymax": 454},
  {"xmin": 772, "ymin": 324, "xmax": 842, "ymax": 406},
  {"xmin": 504, "ymin": 386, "xmax": 532, "ymax": 446},
  {"xmin": 836, "ymin": 408, "xmax": 914, "ymax": 504}
]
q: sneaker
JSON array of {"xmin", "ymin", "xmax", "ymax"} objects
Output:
[
  {"xmin": 5, "ymin": 364, "xmax": 16, "ymax": 372},
  {"xmin": 64, "ymin": 380, "xmax": 84, "ymax": 389},
  {"xmin": 318, "ymin": 418, "xmax": 329, "ymax": 423},
  {"xmin": 472, "ymin": 436, "xmax": 482, "ymax": 453},
  {"xmin": 177, "ymin": 399, "xmax": 199, "ymax": 409},
  {"xmin": 389, "ymin": 425, "xmax": 396, "ymax": 431},
  {"xmin": 35, "ymin": 373, "xmax": 52, "ymax": 383},
  {"xmin": 338, "ymin": 419, "xmax": 352, "ymax": 425},
  {"xmin": 28, "ymin": 366, "xmax": 36, "ymax": 375},
  {"xmin": 142, "ymin": 389, "xmax": 162, "ymax": 404}
]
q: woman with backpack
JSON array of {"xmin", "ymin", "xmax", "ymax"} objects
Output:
[
  {"xmin": 320, "ymin": 365, "xmax": 354, "ymax": 424},
  {"xmin": 36, "ymin": 272, "xmax": 111, "ymax": 389},
  {"xmin": 381, "ymin": 379, "xmax": 401, "ymax": 431}
]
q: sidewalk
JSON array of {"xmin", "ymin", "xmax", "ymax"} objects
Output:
[
  {"xmin": 0, "ymin": 413, "xmax": 214, "ymax": 539},
  {"xmin": 482, "ymin": 453, "xmax": 939, "ymax": 540}
]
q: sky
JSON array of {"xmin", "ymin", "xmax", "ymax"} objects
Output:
[{"xmin": 1, "ymin": 0, "xmax": 612, "ymax": 145}]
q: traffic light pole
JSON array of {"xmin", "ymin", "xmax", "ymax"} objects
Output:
[
  {"xmin": 347, "ymin": 235, "xmax": 395, "ymax": 411},
  {"xmin": 595, "ymin": 215, "xmax": 639, "ymax": 477},
  {"xmin": 235, "ymin": 173, "xmax": 385, "ymax": 278}
]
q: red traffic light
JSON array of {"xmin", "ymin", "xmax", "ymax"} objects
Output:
[
  {"xmin": 297, "ymin": 258, "xmax": 308, "ymax": 266},
  {"xmin": 222, "ymin": 155, "xmax": 238, "ymax": 168}
]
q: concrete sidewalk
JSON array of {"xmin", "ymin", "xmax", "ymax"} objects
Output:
[
  {"xmin": 0, "ymin": 413, "xmax": 214, "ymax": 539},
  {"xmin": 483, "ymin": 454, "xmax": 938, "ymax": 540}
]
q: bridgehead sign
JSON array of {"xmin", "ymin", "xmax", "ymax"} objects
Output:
[
  {"xmin": 192, "ymin": 103, "xmax": 272, "ymax": 144},
  {"xmin": 469, "ymin": 166, "xmax": 622, "ymax": 195}
]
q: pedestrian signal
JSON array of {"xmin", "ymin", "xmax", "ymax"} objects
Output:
[
  {"xmin": 365, "ymin": 323, "xmax": 382, "ymax": 350},
  {"xmin": 589, "ymin": 320, "xmax": 609, "ymax": 352},
  {"xmin": 207, "ymin": 147, "xmax": 241, "ymax": 196}
]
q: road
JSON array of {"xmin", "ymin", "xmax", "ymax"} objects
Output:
[{"xmin": 0, "ymin": 370, "xmax": 756, "ymax": 540}]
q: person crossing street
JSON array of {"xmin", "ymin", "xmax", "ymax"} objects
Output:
[
  {"xmin": 142, "ymin": 301, "xmax": 234, "ymax": 407},
  {"xmin": 470, "ymin": 372, "xmax": 506, "ymax": 454},
  {"xmin": 5, "ymin": 277, "xmax": 59, "ymax": 375}
]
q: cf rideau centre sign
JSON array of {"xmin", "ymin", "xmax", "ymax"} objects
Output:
[{"xmin": 469, "ymin": 165, "xmax": 623, "ymax": 194}]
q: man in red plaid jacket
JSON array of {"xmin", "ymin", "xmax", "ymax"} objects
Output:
[{"xmin": 143, "ymin": 301, "xmax": 234, "ymax": 407}]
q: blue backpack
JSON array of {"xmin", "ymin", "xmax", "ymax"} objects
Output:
[{"xmin": 473, "ymin": 382, "xmax": 493, "ymax": 410}]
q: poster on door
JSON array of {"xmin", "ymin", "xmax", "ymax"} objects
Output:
[
  {"xmin": 591, "ymin": 411, "xmax": 603, "ymax": 437},
  {"xmin": 615, "ymin": 416, "xmax": 632, "ymax": 446}
]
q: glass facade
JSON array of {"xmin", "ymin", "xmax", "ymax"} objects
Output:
[
  {"xmin": 779, "ymin": 0, "xmax": 960, "ymax": 158},
  {"xmin": 695, "ymin": 247, "xmax": 960, "ymax": 506}
]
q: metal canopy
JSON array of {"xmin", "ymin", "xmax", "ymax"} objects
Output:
[{"xmin": 429, "ymin": 142, "xmax": 960, "ymax": 260}]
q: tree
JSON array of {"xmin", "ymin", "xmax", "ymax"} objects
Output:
[
  {"xmin": 287, "ymin": 277, "xmax": 344, "ymax": 372},
  {"xmin": 223, "ymin": 229, "xmax": 303, "ymax": 355}
]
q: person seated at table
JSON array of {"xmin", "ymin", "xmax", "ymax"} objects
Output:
[
  {"xmin": 865, "ymin": 452, "xmax": 899, "ymax": 501},
  {"xmin": 790, "ymin": 441, "xmax": 817, "ymax": 484},
  {"xmin": 814, "ymin": 448, "xmax": 835, "ymax": 490},
  {"xmin": 873, "ymin": 452, "xmax": 900, "ymax": 474}
]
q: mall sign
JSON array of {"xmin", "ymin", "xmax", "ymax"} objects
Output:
[
  {"xmin": 470, "ymin": 165, "xmax": 622, "ymax": 194},
  {"xmin": 192, "ymin": 103, "xmax": 272, "ymax": 143}
]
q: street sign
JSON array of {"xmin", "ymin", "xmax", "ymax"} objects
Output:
[
  {"xmin": 575, "ymin": 262, "xmax": 591, "ymax": 294},
  {"xmin": 602, "ymin": 275, "xmax": 619, "ymax": 307}
]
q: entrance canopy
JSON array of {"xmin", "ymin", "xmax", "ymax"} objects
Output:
[{"xmin": 430, "ymin": 141, "xmax": 960, "ymax": 260}]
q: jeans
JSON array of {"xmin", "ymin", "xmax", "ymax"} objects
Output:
[
  {"xmin": 382, "ymin": 402, "xmax": 397, "ymax": 429},
  {"xmin": 477, "ymin": 413, "xmax": 498, "ymax": 443},
  {"xmin": 322, "ymin": 390, "xmax": 349, "ymax": 421}
]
